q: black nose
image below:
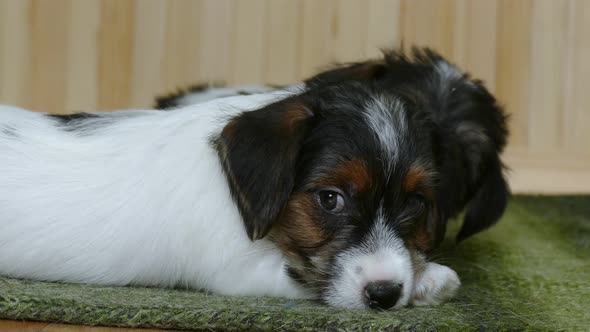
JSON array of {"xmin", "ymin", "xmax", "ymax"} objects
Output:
[{"xmin": 364, "ymin": 281, "xmax": 402, "ymax": 310}]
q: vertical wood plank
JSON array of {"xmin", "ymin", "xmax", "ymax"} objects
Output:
[
  {"xmin": 0, "ymin": 0, "xmax": 589, "ymax": 193},
  {"xmin": 400, "ymin": 0, "xmax": 455, "ymax": 58},
  {"xmin": 563, "ymin": 0, "xmax": 590, "ymax": 153},
  {"xmin": 198, "ymin": 0, "xmax": 234, "ymax": 83},
  {"xmin": 0, "ymin": 0, "xmax": 32, "ymax": 108},
  {"xmin": 495, "ymin": 0, "xmax": 532, "ymax": 147},
  {"xmin": 231, "ymin": 0, "xmax": 266, "ymax": 84},
  {"xmin": 452, "ymin": 0, "xmax": 498, "ymax": 91},
  {"xmin": 129, "ymin": 0, "xmax": 167, "ymax": 108},
  {"xmin": 333, "ymin": 0, "xmax": 369, "ymax": 63},
  {"xmin": 30, "ymin": 0, "xmax": 69, "ymax": 114},
  {"xmin": 97, "ymin": 0, "xmax": 135, "ymax": 111},
  {"xmin": 299, "ymin": 0, "xmax": 337, "ymax": 78},
  {"xmin": 65, "ymin": 0, "xmax": 99, "ymax": 112},
  {"xmin": 528, "ymin": 0, "xmax": 568, "ymax": 152},
  {"xmin": 264, "ymin": 0, "xmax": 301, "ymax": 85},
  {"xmin": 366, "ymin": 0, "xmax": 401, "ymax": 58},
  {"xmin": 161, "ymin": 0, "xmax": 203, "ymax": 92}
]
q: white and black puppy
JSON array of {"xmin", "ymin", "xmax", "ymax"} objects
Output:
[{"xmin": 0, "ymin": 48, "xmax": 508, "ymax": 310}]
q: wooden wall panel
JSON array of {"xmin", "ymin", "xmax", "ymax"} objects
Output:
[
  {"xmin": 299, "ymin": 0, "xmax": 336, "ymax": 78},
  {"xmin": 66, "ymin": 0, "xmax": 100, "ymax": 112},
  {"xmin": 264, "ymin": 0, "xmax": 301, "ymax": 85},
  {"xmin": 0, "ymin": 0, "xmax": 589, "ymax": 193},
  {"xmin": 495, "ymin": 0, "xmax": 532, "ymax": 148},
  {"xmin": 333, "ymin": 0, "xmax": 368, "ymax": 63},
  {"xmin": 97, "ymin": 0, "xmax": 134, "ymax": 111},
  {"xmin": 30, "ymin": 0, "xmax": 68, "ymax": 113},
  {"xmin": 231, "ymin": 0, "xmax": 266, "ymax": 84},
  {"xmin": 366, "ymin": 0, "xmax": 400, "ymax": 58},
  {"xmin": 528, "ymin": 0, "xmax": 568, "ymax": 152},
  {"xmin": 563, "ymin": 0, "xmax": 590, "ymax": 154},
  {"xmin": 197, "ymin": 0, "xmax": 233, "ymax": 83},
  {"xmin": 452, "ymin": 0, "xmax": 497, "ymax": 91},
  {"xmin": 130, "ymin": 0, "xmax": 167, "ymax": 108},
  {"xmin": 161, "ymin": 0, "xmax": 203, "ymax": 92},
  {"xmin": 0, "ymin": 0, "xmax": 32, "ymax": 109},
  {"xmin": 400, "ymin": 0, "xmax": 455, "ymax": 59}
]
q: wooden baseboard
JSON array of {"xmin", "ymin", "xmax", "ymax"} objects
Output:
[{"xmin": 503, "ymin": 150, "xmax": 590, "ymax": 194}]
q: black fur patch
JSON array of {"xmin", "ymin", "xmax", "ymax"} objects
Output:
[
  {"xmin": 47, "ymin": 112, "xmax": 111, "ymax": 134},
  {"xmin": 1, "ymin": 125, "xmax": 18, "ymax": 138},
  {"xmin": 154, "ymin": 83, "xmax": 288, "ymax": 109},
  {"xmin": 286, "ymin": 266, "xmax": 308, "ymax": 286},
  {"xmin": 47, "ymin": 112, "xmax": 100, "ymax": 124},
  {"xmin": 154, "ymin": 82, "xmax": 226, "ymax": 109}
]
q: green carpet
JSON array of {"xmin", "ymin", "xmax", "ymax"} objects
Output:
[{"xmin": 1, "ymin": 195, "xmax": 588, "ymax": 331}]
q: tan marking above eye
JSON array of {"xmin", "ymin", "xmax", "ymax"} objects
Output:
[
  {"xmin": 339, "ymin": 160, "xmax": 372, "ymax": 192},
  {"xmin": 312, "ymin": 159, "xmax": 372, "ymax": 193},
  {"xmin": 403, "ymin": 164, "xmax": 433, "ymax": 196}
]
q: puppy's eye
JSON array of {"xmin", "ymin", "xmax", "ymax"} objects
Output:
[
  {"xmin": 409, "ymin": 193, "xmax": 426, "ymax": 211},
  {"xmin": 317, "ymin": 190, "xmax": 345, "ymax": 213}
]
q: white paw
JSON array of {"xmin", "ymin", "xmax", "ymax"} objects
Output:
[{"xmin": 411, "ymin": 262, "xmax": 461, "ymax": 306}]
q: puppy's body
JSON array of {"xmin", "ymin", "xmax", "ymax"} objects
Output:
[
  {"xmin": 0, "ymin": 48, "xmax": 508, "ymax": 310},
  {"xmin": 0, "ymin": 91, "xmax": 308, "ymax": 299}
]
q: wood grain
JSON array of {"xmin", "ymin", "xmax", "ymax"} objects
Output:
[
  {"xmin": 97, "ymin": 0, "xmax": 134, "ymax": 111},
  {"xmin": 495, "ymin": 0, "xmax": 532, "ymax": 148},
  {"xmin": 528, "ymin": 0, "xmax": 568, "ymax": 152},
  {"xmin": 264, "ymin": 0, "xmax": 301, "ymax": 85},
  {"xmin": 0, "ymin": 0, "xmax": 588, "ymax": 193}
]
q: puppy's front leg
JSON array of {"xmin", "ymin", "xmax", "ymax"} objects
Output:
[{"xmin": 411, "ymin": 262, "xmax": 461, "ymax": 306}]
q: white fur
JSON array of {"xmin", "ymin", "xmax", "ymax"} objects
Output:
[
  {"xmin": 411, "ymin": 262, "xmax": 461, "ymax": 306},
  {"xmin": 324, "ymin": 208, "xmax": 414, "ymax": 309},
  {"xmin": 171, "ymin": 85, "xmax": 276, "ymax": 107},
  {"xmin": 434, "ymin": 60, "xmax": 462, "ymax": 82},
  {"xmin": 0, "ymin": 89, "xmax": 312, "ymax": 299},
  {"xmin": 364, "ymin": 95, "xmax": 407, "ymax": 175},
  {"xmin": 0, "ymin": 84, "xmax": 459, "ymax": 309}
]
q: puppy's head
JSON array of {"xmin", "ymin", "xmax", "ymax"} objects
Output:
[
  {"xmin": 214, "ymin": 82, "xmax": 447, "ymax": 309},
  {"xmin": 213, "ymin": 48, "xmax": 509, "ymax": 309},
  {"xmin": 306, "ymin": 47, "xmax": 510, "ymax": 242}
]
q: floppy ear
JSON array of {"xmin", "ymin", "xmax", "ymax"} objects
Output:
[
  {"xmin": 304, "ymin": 60, "xmax": 387, "ymax": 87},
  {"xmin": 427, "ymin": 202, "xmax": 448, "ymax": 250},
  {"xmin": 409, "ymin": 200, "xmax": 447, "ymax": 253},
  {"xmin": 457, "ymin": 157, "xmax": 509, "ymax": 242},
  {"xmin": 417, "ymin": 53, "xmax": 511, "ymax": 242},
  {"xmin": 213, "ymin": 97, "xmax": 315, "ymax": 241}
]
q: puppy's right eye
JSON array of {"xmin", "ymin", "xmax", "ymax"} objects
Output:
[
  {"xmin": 407, "ymin": 193, "xmax": 427, "ymax": 216},
  {"xmin": 317, "ymin": 190, "xmax": 345, "ymax": 213}
]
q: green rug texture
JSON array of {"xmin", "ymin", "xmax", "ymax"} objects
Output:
[{"xmin": 1, "ymin": 195, "xmax": 588, "ymax": 331}]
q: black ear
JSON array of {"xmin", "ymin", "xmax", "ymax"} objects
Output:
[
  {"xmin": 213, "ymin": 97, "xmax": 314, "ymax": 240},
  {"xmin": 427, "ymin": 201, "xmax": 448, "ymax": 250},
  {"xmin": 457, "ymin": 158, "xmax": 510, "ymax": 242},
  {"xmin": 304, "ymin": 60, "xmax": 387, "ymax": 88}
]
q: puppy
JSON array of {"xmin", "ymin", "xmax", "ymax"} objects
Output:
[
  {"xmin": 0, "ymin": 48, "xmax": 508, "ymax": 310},
  {"xmin": 158, "ymin": 47, "xmax": 510, "ymax": 242}
]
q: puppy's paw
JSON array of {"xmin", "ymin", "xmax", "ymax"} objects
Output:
[{"xmin": 411, "ymin": 262, "xmax": 460, "ymax": 306}]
